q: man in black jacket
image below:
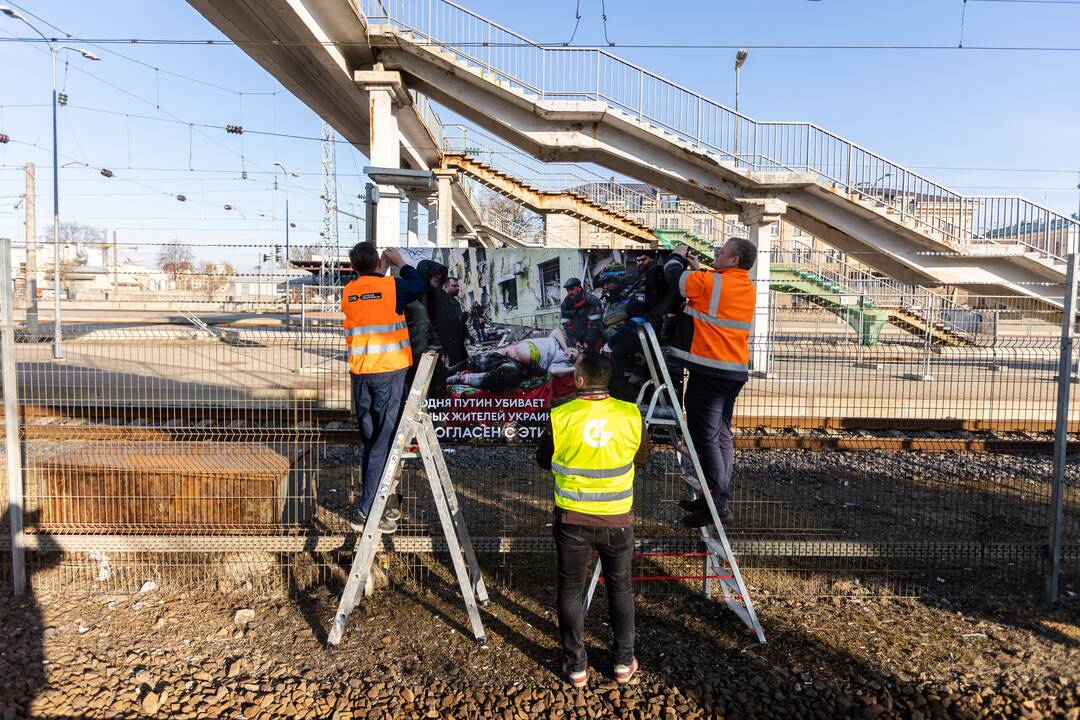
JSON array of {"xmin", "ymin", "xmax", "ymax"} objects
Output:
[
  {"xmin": 437, "ymin": 276, "xmax": 469, "ymax": 368},
  {"xmin": 560, "ymin": 278, "xmax": 603, "ymax": 353}
]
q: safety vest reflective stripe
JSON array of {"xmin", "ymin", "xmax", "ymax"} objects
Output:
[
  {"xmin": 551, "ymin": 461, "xmax": 634, "ymax": 479},
  {"xmin": 344, "ymin": 320, "xmax": 408, "ymax": 336},
  {"xmin": 667, "ymin": 346, "xmax": 748, "ymax": 373},
  {"xmin": 678, "ymin": 269, "xmax": 691, "ymax": 298},
  {"xmin": 708, "ymin": 273, "xmax": 723, "ymax": 316},
  {"xmin": 553, "ymin": 485, "xmax": 634, "ymax": 502},
  {"xmin": 347, "ymin": 338, "xmax": 411, "ymax": 356},
  {"xmin": 682, "ymin": 305, "xmax": 752, "ymax": 330}
]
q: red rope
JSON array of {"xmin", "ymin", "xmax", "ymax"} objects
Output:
[
  {"xmin": 591, "ymin": 557, "xmax": 717, "ymax": 561},
  {"xmin": 597, "ymin": 574, "xmax": 734, "ymax": 582}
]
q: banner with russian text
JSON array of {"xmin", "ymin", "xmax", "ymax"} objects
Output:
[{"xmin": 388, "ymin": 246, "xmax": 674, "ymax": 444}]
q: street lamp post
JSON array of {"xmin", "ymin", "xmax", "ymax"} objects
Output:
[
  {"xmin": 734, "ymin": 49, "xmax": 748, "ymax": 166},
  {"xmin": 2, "ymin": 7, "xmax": 100, "ymax": 360},
  {"xmin": 273, "ymin": 162, "xmax": 299, "ymax": 327}
]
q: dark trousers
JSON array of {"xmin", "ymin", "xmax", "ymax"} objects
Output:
[
  {"xmin": 351, "ymin": 368, "xmax": 407, "ymax": 517},
  {"xmin": 554, "ymin": 521, "xmax": 635, "ymax": 672},
  {"xmin": 683, "ymin": 371, "xmax": 744, "ymax": 509}
]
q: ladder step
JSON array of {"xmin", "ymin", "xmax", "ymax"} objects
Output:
[{"xmin": 703, "ymin": 536, "xmax": 728, "ymax": 558}]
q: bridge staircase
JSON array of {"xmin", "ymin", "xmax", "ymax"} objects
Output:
[{"xmin": 356, "ymin": 0, "xmax": 1077, "ymax": 307}]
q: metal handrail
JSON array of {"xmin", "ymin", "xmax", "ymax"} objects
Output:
[{"xmin": 360, "ymin": 0, "xmax": 1078, "ymax": 265}]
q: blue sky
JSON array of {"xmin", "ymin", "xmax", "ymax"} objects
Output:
[{"xmin": 0, "ymin": 0, "xmax": 1078, "ymax": 273}]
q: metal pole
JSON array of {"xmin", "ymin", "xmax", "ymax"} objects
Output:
[
  {"xmin": 300, "ymin": 285, "xmax": 306, "ymax": 370},
  {"xmin": 857, "ymin": 294, "xmax": 865, "ymax": 363},
  {"xmin": 23, "ymin": 164, "xmax": 38, "ymax": 337},
  {"xmin": 1047, "ymin": 251, "xmax": 1079, "ymax": 605},
  {"xmin": 920, "ymin": 292, "xmax": 934, "ymax": 379},
  {"xmin": 112, "ymin": 230, "xmax": 119, "ymax": 296},
  {"xmin": 365, "ymin": 183, "xmax": 379, "ymax": 246},
  {"xmin": 1, "ymin": 237, "xmax": 27, "ymax": 594},
  {"xmin": 734, "ymin": 66, "xmax": 740, "ymax": 165},
  {"xmin": 51, "ymin": 47, "xmax": 62, "ymax": 360},
  {"xmin": 284, "ymin": 173, "xmax": 291, "ymax": 327}
]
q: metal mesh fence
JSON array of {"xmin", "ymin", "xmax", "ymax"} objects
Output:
[
  {"xmin": 0, "ymin": 243, "xmax": 1075, "ymax": 608},
  {"xmin": 2, "ymin": 277, "xmax": 1078, "ymax": 604}
]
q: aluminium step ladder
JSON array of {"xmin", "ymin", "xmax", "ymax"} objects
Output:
[
  {"xmin": 583, "ymin": 321, "xmax": 766, "ymax": 643},
  {"xmin": 327, "ymin": 351, "xmax": 489, "ymax": 646}
]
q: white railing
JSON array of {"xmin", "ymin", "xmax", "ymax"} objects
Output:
[{"xmin": 360, "ymin": 0, "xmax": 1078, "ymax": 264}]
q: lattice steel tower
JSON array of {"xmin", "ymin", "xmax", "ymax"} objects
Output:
[{"xmin": 320, "ymin": 122, "xmax": 341, "ymax": 294}]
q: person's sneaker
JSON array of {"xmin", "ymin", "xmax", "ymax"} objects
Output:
[
  {"xmin": 566, "ymin": 668, "xmax": 588, "ymax": 689},
  {"xmin": 348, "ymin": 511, "xmax": 368, "ymax": 532},
  {"xmin": 614, "ymin": 658, "xmax": 639, "ymax": 684},
  {"xmin": 384, "ymin": 506, "xmax": 402, "ymax": 522},
  {"xmin": 681, "ymin": 507, "xmax": 734, "ymax": 528},
  {"xmin": 678, "ymin": 496, "xmax": 706, "ymax": 512},
  {"xmin": 348, "ymin": 511, "xmax": 398, "ymax": 534}
]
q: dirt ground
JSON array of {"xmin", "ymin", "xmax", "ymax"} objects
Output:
[{"xmin": 2, "ymin": 563, "xmax": 1078, "ymax": 720}]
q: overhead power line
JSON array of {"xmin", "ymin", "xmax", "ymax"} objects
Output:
[
  {"xmin": 3, "ymin": 36, "xmax": 1080, "ymax": 52},
  {"xmin": 5, "ymin": 1, "xmax": 281, "ymax": 96}
]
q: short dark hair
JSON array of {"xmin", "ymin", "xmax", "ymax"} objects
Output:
[
  {"xmin": 726, "ymin": 238, "xmax": 757, "ymax": 270},
  {"xmin": 575, "ymin": 353, "xmax": 612, "ymax": 389},
  {"xmin": 349, "ymin": 242, "xmax": 380, "ymax": 274},
  {"xmin": 443, "ymin": 276, "xmax": 459, "ymax": 285}
]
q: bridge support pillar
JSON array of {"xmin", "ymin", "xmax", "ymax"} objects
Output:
[
  {"xmin": 356, "ymin": 69, "xmax": 410, "ymax": 247},
  {"xmin": 433, "ymin": 169, "xmax": 457, "ymax": 246},
  {"xmin": 741, "ymin": 206, "xmax": 784, "ymax": 376},
  {"xmin": 405, "ymin": 198, "xmax": 420, "ymax": 248}
]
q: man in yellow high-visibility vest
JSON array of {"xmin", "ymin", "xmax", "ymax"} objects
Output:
[{"xmin": 536, "ymin": 354, "xmax": 650, "ymax": 688}]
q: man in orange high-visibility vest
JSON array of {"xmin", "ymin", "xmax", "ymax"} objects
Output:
[
  {"xmin": 343, "ymin": 243, "xmax": 426, "ymax": 534},
  {"xmin": 663, "ymin": 238, "xmax": 758, "ymax": 529}
]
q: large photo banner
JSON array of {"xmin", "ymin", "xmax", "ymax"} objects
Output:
[{"xmin": 389, "ymin": 246, "xmax": 679, "ymax": 443}]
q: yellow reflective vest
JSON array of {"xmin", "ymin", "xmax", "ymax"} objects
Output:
[{"xmin": 550, "ymin": 396, "xmax": 642, "ymax": 516}]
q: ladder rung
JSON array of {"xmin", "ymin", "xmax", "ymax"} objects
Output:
[{"xmin": 703, "ymin": 537, "xmax": 727, "ymax": 558}]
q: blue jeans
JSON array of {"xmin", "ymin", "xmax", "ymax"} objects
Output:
[
  {"xmin": 683, "ymin": 372, "xmax": 744, "ymax": 510},
  {"xmin": 554, "ymin": 521, "xmax": 635, "ymax": 672},
  {"xmin": 351, "ymin": 368, "xmax": 407, "ymax": 517}
]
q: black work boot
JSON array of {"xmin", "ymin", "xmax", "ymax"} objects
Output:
[{"xmin": 681, "ymin": 506, "xmax": 734, "ymax": 528}]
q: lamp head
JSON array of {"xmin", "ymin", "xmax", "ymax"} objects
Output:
[
  {"xmin": 735, "ymin": 49, "xmax": 748, "ymax": 70},
  {"xmin": 0, "ymin": 7, "xmax": 25, "ymax": 20}
]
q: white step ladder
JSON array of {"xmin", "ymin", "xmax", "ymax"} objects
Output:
[
  {"xmin": 327, "ymin": 352, "xmax": 489, "ymax": 646},
  {"xmin": 583, "ymin": 321, "xmax": 765, "ymax": 643}
]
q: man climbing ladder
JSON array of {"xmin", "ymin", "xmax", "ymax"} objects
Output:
[
  {"xmin": 582, "ymin": 320, "xmax": 766, "ymax": 643},
  {"xmin": 328, "ymin": 351, "xmax": 489, "ymax": 646}
]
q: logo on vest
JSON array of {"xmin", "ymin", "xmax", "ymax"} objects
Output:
[{"xmin": 582, "ymin": 419, "xmax": 612, "ymax": 449}]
